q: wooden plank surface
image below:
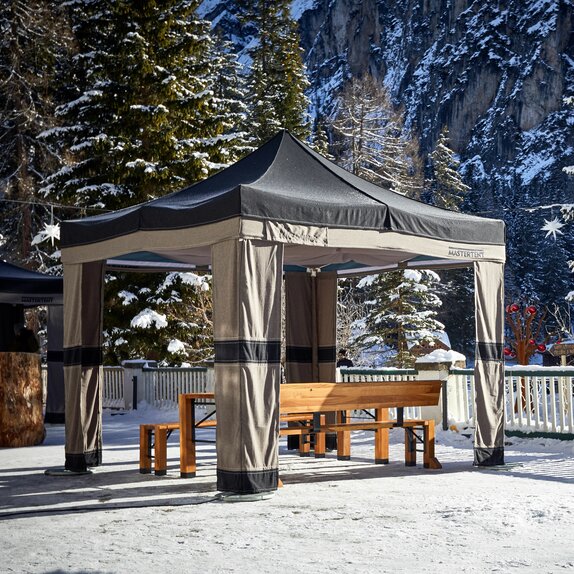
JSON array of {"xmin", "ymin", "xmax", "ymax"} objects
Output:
[{"xmin": 279, "ymin": 380, "xmax": 441, "ymax": 412}]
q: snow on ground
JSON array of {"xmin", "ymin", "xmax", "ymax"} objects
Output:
[{"xmin": 1, "ymin": 404, "xmax": 574, "ymax": 574}]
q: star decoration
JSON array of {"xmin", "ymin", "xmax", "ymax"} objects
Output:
[
  {"xmin": 541, "ymin": 217, "xmax": 565, "ymax": 240},
  {"xmin": 31, "ymin": 222, "xmax": 61, "ymax": 246}
]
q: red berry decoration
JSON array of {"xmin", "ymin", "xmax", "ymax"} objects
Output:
[
  {"xmin": 503, "ymin": 348, "xmax": 512, "ymax": 356},
  {"xmin": 526, "ymin": 306, "xmax": 537, "ymax": 315},
  {"xmin": 536, "ymin": 344, "xmax": 546, "ymax": 352},
  {"xmin": 528, "ymin": 339, "xmax": 536, "ymax": 346},
  {"xmin": 510, "ymin": 304, "xmax": 520, "ymax": 313},
  {"xmin": 505, "ymin": 305, "xmax": 512, "ymax": 313}
]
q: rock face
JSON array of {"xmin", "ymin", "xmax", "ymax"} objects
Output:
[{"xmin": 201, "ymin": 0, "xmax": 574, "ymax": 304}]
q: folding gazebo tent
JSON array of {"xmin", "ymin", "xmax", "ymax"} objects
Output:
[
  {"xmin": 0, "ymin": 261, "xmax": 64, "ymax": 423},
  {"xmin": 60, "ymin": 131, "xmax": 505, "ymax": 492}
]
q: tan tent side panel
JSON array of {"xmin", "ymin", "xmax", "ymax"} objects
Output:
[
  {"xmin": 212, "ymin": 239, "xmax": 283, "ymax": 494},
  {"xmin": 473, "ymin": 260, "xmax": 505, "ymax": 465},
  {"xmin": 63, "ymin": 261, "xmax": 105, "ymax": 472}
]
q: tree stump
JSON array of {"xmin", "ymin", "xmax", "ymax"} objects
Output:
[{"xmin": 0, "ymin": 352, "xmax": 45, "ymax": 447}]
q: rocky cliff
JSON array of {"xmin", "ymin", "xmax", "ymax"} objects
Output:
[{"xmin": 201, "ymin": 0, "xmax": 574, "ymax": 306}]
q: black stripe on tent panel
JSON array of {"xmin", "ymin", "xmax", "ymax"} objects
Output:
[
  {"xmin": 476, "ymin": 342, "xmax": 504, "ymax": 362},
  {"xmin": 217, "ymin": 468, "xmax": 278, "ymax": 494},
  {"xmin": 63, "ymin": 346, "xmax": 103, "ymax": 367},
  {"xmin": 44, "ymin": 412, "xmax": 65, "ymax": 424},
  {"xmin": 65, "ymin": 448, "xmax": 102, "ymax": 472},
  {"xmin": 47, "ymin": 350, "xmax": 64, "ymax": 362},
  {"xmin": 286, "ymin": 346, "xmax": 337, "ymax": 363},
  {"xmin": 214, "ymin": 340, "xmax": 281, "ymax": 364},
  {"xmin": 474, "ymin": 447, "xmax": 504, "ymax": 466}
]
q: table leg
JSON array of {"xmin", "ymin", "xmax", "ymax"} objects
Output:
[
  {"xmin": 404, "ymin": 428, "xmax": 417, "ymax": 467},
  {"xmin": 139, "ymin": 426, "xmax": 152, "ymax": 474},
  {"xmin": 423, "ymin": 420, "xmax": 442, "ymax": 469},
  {"xmin": 337, "ymin": 410, "xmax": 351, "ymax": 461},
  {"xmin": 179, "ymin": 395, "xmax": 197, "ymax": 478}
]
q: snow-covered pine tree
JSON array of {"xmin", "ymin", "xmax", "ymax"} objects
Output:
[
  {"xmin": 104, "ymin": 271, "xmax": 213, "ymax": 366},
  {"xmin": 41, "ymin": 0, "xmax": 230, "ymax": 209},
  {"xmin": 330, "ymin": 75, "xmax": 422, "ymax": 197},
  {"xmin": 40, "ymin": 0, "xmax": 236, "ymax": 364},
  {"xmin": 240, "ymin": 0, "xmax": 310, "ymax": 145},
  {"xmin": 427, "ymin": 126, "xmax": 470, "ymax": 211},
  {"xmin": 0, "ymin": 1, "xmax": 71, "ymax": 264},
  {"xmin": 357, "ymin": 270, "xmax": 445, "ymax": 368},
  {"xmin": 208, "ymin": 33, "xmax": 253, "ymax": 163}
]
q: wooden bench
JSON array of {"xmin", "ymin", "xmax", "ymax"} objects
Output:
[
  {"xmin": 140, "ymin": 394, "xmax": 315, "ymax": 476},
  {"xmin": 173, "ymin": 381, "xmax": 442, "ymax": 479},
  {"xmin": 139, "ymin": 418, "xmax": 217, "ymax": 476},
  {"xmin": 279, "ymin": 380, "xmax": 443, "ymax": 470}
]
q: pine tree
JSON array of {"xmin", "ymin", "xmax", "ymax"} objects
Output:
[
  {"xmin": 0, "ymin": 1, "xmax": 71, "ymax": 264},
  {"xmin": 356, "ymin": 270, "xmax": 444, "ymax": 368},
  {"xmin": 240, "ymin": 0, "xmax": 310, "ymax": 145},
  {"xmin": 41, "ymin": 0, "xmax": 227, "ymax": 209},
  {"xmin": 39, "ymin": 1, "xmax": 236, "ymax": 364},
  {"xmin": 104, "ymin": 271, "xmax": 213, "ymax": 366},
  {"xmin": 427, "ymin": 126, "xmax": 470, "ymax": 211},
  {"xmin": 330, "ymin": 75, "xmax": 423, "ymax": 197}
]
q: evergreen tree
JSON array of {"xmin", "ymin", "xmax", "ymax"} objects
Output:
[
  {"xmin": 427, "ymin": 126, "xmax": 470, "ymax": 211},
  {"xmin": 41, "ymin": 0, "xmax": 227, "ymax": 209},
  {"xmin": 330, "ymin": 75, "xmax": 423, "ymax": 197},
  {"xmin": 39, "ymin": 0, "xmax": 235, "ymax": 364},
  {"xmin": 436, "ymin": 267, "xmax": 475, "ymax": 358},
  {"xmin": 0, "ymin": 1, "xmax": 71, "ymax": 264},
  {"xmin": 208, "ymin": 33, "xmax": 254, "ymax": 163},
  {"xmin": 357, "ymin": 270, "xmax": 444, "ymax": 368},
  {"xmin": 240, "ymin": 0, "xmax": 310, "ymax": 144},
  {"xmin": 104, "ymin": 271, "xmax": 213, "ymax": 366}
]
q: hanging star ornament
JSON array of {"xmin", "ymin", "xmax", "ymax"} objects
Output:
[
  {"xmin": 31, "ymin": 222, "xmax": 61, "ymax": 246},
  {"xmin": 541, "ymin": 217, "xmax": 565, "ymax": 240}
]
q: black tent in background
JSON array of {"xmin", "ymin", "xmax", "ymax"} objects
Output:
[{"xmin": 0, "ymin": 261, "xmax": 64, "ymax": 423}]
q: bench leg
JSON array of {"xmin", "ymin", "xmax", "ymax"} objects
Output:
[
  {"xmin": 374, "ymin": 408, "xmax": 389, "ymax": 464},
  {"xmin": 154, "ymin": 426, "xmax": 168, "ymax": 476},
  {"xmin": 404, "ymin": 428, "xmax": 417, "ymax": 467},
  {"xmin": 314, "ymin": 415, "xmax": 325, "ymax": 458},
  {"xmin": 423, "ymin": 420, "xmax": 442, "ymax": 469},
  {"xmin": 179, "ymin": 395, "xmax": 196, "ymax": 478},
  {"xmin": 139, "ymin": 426, "xmax": 152, "ymax": 474},
  {"xmin": 337, "ymin": 410, "xmax": 351, "ymax": 461}
]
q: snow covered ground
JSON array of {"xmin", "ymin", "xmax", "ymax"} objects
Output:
[{"xmin": 1, "ymin": 404, "xmax": 574, "ymax": 574}]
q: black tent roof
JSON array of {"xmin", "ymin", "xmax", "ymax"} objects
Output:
[
  {"xmin": 0, "ymin": 261, "xmax": 63, "ymax": 305},
  {"xmin": 61, "ymin": 131, "xmax": 505, "ymax": 249}
]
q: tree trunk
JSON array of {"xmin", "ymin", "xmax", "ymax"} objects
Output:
[{"xmin": 0, "ymin": 352, "xmax": 45, "ymax": 447}]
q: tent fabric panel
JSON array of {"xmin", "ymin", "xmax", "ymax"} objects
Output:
[
  {"xmin": 285, "ymin": 272, "xmax": 338, "ymax": 449},
  {"xmin": 473, "ymin": 260, "xmax": 505, "ymax": 466},
  {"xmin": 212, "ymin": 239, "xmax": 283, "ymax": 494},
  {"xmin": 45, "ymin": 305, "xmax": 65, "ymax": 424},
  {"xmin": 61, "ymin": 218, "xmax": 242, "ymax": 265},
  {"xmin": 63, "ymin": 261, "xmax": 105, "ymax": 472}
]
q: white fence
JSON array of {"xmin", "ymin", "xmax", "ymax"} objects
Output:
[
  {"xmin": 451, "ymin": 367, "xmax": 574, "ymax": 435},
  {"xmin": 138, "ymin": 367, "xmax": 214, "ymax": 409},
  {"xmin": 55, "ymin": 364, "xmax": 574, "ymax": 435},
  {"xmin": 339, "ymin": 368, "xmax": 423, "ymax": 420}
]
